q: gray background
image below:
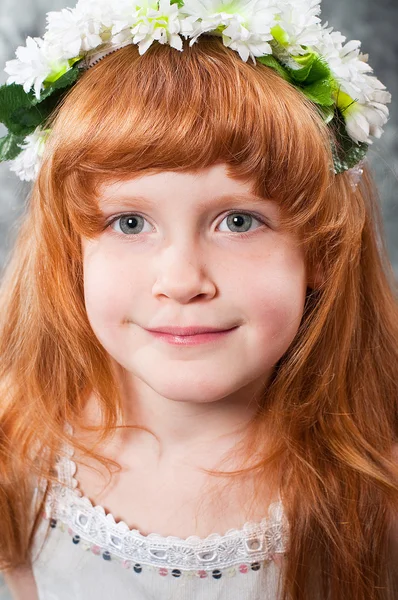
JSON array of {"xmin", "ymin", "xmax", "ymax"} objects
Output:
[{"xmin": 0, "ymin": 0, "xmax": 397, "ymax": 597}]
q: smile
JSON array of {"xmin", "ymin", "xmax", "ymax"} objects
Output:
[{"xmin": 146, "ymin": 327, "xmax": 239, "ymax": 346}]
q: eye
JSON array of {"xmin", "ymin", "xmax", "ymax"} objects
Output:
[
  {"xmin": 107, "ymin": 211, "xmax": 267, "ymax": 237},
  {"xmin": 109, "ymin": 214, "xmax": 152, "ymax": 236},
  {"xmin": 218, "ymin": 212, "xmax": 266, "ymax": 235}
]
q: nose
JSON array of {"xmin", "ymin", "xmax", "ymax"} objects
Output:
[{"xmin": 151, "ymin": 241, "xmax": 217, "ymax": 304}]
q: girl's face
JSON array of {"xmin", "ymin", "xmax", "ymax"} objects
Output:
[{"xmin": 81, "ymin": 163, "xmax": 309, "ymax": 406}]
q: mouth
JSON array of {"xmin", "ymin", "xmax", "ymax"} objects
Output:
[
  {"xmin": 145, "ymin": 326, "xmax": 239, "ymax": 346},
  {"xmin": 146, "ymin": 325, "xmax": 236, "ymax": 335}
]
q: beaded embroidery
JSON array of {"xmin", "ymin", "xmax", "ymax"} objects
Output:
[
  {"xmin": 42, "ymin": 515, "xmax": 285, "ymax": 581},
  {"xmin": 39, "ymin": 426, "xmax": 289, "ymax": 575}
]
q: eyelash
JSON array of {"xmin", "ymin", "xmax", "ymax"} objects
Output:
[{"xmin": 105, "ymin": 210, "xmax": 269, "ymax": 240}]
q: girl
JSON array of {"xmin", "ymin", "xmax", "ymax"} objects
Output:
[{"xmin": 0, "ymin": 1, "xmax": 397, "ymax": 599}]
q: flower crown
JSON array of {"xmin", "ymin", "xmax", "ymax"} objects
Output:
[{"xmin": 0, "ymin": 0, "xmax": 391, "ymax": 183}]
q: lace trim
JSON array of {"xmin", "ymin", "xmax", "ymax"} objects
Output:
[{"xmin": 43, "ymin": 426, "xmax": 290, "ymax": 571}]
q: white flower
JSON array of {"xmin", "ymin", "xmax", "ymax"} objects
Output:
[
  {"xmin": 9, "ymin": 127, "xmax": 49, "ymax": 182},
  {"xmin": 76, "ymin": 0, "xmax": 134, "ymax": 24},
  {"xmin": 313, "ymin": 27, "xmax": 385, "ymax": 104},
  {"xmin": 2, "ymin": 0, "xmax": 392, "ymax": 178},
  {"xmin": 5, "ymin": 36, "xmax": 72, "ymax": 100},
  {"xmin": 130, "ymin": 0, "xmax": 184, "ymax": 55},
  {"xmin": 343, "ymin": 100, "xmax": 389, "ymax": 145},
  {"xmin": 5, "ymin": 37, "xmax": 53, "ymax": 99},
  {"xmin": 313, "ymin": 29, "xmax": 356, "ymax": 75},
  {"xmin": 180, "ymin": 0, "xmax": 279, "ymax": 63},
  {"xmin": 273, "ymin": 0, "xmax": 322, "ymax": 55},
  {"xmin": 44, "ymin": 1, "xmax": 142, "ymax": 62},
  {"xmin": 309, "ymin": 24, "xmax": 391, "ymax": 145},
  {"xmin": 44, "ymin": 8, "xmax": 103, "ymax": 59},
  {"xmin": 337, "ymin": 72, "xmax": 391, "ymax": 109},
  {"xmin": 75, "ymin": 0, "xmax": 137, "ymax": 41}
]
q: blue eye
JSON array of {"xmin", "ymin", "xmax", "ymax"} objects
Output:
[
  {"xmin": 107, "ymin": 211, "xmax": 267, "ymax": 238},
  {"xmin": 110, "ymin": 215, "xmax": 150, "ymax": 235},
  {"xmin": 219, "ymin": 212, "xmax": 264, "ymax": 234}
]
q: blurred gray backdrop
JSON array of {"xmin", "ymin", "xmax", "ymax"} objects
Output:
[
  {"xmin": 0, "ymin": 0, "xmax": 397, "ymax": 274},
  {"xmin": 0, "ymin": 1, "xmax": 397, "ymax": 598}
]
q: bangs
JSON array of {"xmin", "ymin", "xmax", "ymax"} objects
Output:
[{"xmin": 40, "ymin": 36, "xmax": 334, "ymax": 239}]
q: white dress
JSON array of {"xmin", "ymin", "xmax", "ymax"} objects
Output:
[{"xmin": 31, "ymin": 431, "xmax": 289, "ymax": 600}]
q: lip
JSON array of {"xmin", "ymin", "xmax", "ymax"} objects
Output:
[
  {"xmin": 146, "ymin": 326, "xmax": 235, "ymax": 335},
  {"xmin": 145, "ymin": 326, "xmax": 239, "ymax": 346}
]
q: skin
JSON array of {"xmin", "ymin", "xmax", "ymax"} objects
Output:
[{"xmin": 80, "ymin": 162, "xmax": 313, "ymax": 468}]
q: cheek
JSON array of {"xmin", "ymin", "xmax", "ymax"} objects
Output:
[
  {"xmin": 239, "ymin": 255, "xmax": 307, "ymax": 349},
  {"xmin": 82, "ymin": 245, "xmax": 144, "ymax": 328}
]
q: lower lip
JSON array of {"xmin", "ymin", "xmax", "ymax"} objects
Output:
[{"xmin": 146, "ymin": 327, "xmax": 238, "ymax": 346}]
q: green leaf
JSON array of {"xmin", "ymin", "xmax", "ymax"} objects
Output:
[
  {"xmin": 9, "ymin": 104, "xmax": 45, "ymax": 136},
  {"xmin": 257, "ymin": 50, "xmax": 366, "ymax": 174},
  {"xmin": 0, "ymin": 132, "xmax": 25, "ymax": 162},
  {"xmin": 32, "ymin": 65, "xmax": 81, "ymax": 106},
  {"xmin": 288, "ymin": 54, "xmax": 317, "ymax": 83},
  {"xmin": 257, "ymin": 55, "xmax": 292, "ymax": 83},
  {"xmin": 0, "ymin": 66, "xmax": 81, "ymax": 137},
  {"xmin": 8, "ymin": 92, "xmax": 64, "ymax": 136},
  {"xmin": 301, "ymin": 79, "xmax": 334, "ymax": 107},
  {"xmin": 0, "ymin": 83, "xmax": 34, "ymax": 129},
  {"xmin": 290, "ymin": 53, "xmax": 331, "ymax": 84},
  {"xmin": 304, "ymin": 56, "xmax": 331, "ymax": 85}
]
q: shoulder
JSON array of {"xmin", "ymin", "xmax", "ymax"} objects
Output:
[{"xmin": 2, "ymin": 564, "xmax": 40, "ymax": 600}]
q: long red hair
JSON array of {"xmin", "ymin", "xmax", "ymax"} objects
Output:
[{"xmin": 0, "ymin": 37, "xmax": 398, "ymax": 599}]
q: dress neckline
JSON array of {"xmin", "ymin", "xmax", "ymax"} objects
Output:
[
  {"xmin": 56, "ymin": 422, "xmax": 286, "ymax": 543},
  {"xmin": 41, "ymin": 423, "xmax": 289, "ymax": 571}
]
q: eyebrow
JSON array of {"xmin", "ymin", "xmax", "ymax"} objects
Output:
[{"xmin": 99, "ymin": 192, "xmax": 277, "ymax": 212}]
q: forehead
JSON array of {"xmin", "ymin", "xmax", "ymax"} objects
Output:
[{"xmin": 96, "ymin": 164, "xmax": 281, "ymax": 219}]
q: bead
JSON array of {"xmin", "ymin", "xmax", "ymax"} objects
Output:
[
  {"xmin": 102, "ymin": 551, "xmax": 111, "ymax": 561},
  {"xmin": 133, "ymin": 564, "xmax": 142, "ymax": 574},
  {"xmin": 171, "ymin": 569, "xmax": 181, "ymax": 578},
  {"xmin": 184, "ymin": 571, "xmax": 195, "ymax": 580},
  {"xmin": 49, "ymin": 518, "xmax": 57, "ymax": 528},
  {"xmin": 72, "ymin": 535, "xmax": 80, "ymax": 544},
  {"xmin": 251, "ymin": 562, "xmax": 261, "ymax": 571},
  {"xmin": 197, "ymin": 570, "xmax": 207, "ymax": 579},
  {"xmin": 239, "ymin": 564, "xmax": 249, "ymax": 574},
  {"xmin": 212, "ymin": 569, "xmax": 222, "ymax": 579}
]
